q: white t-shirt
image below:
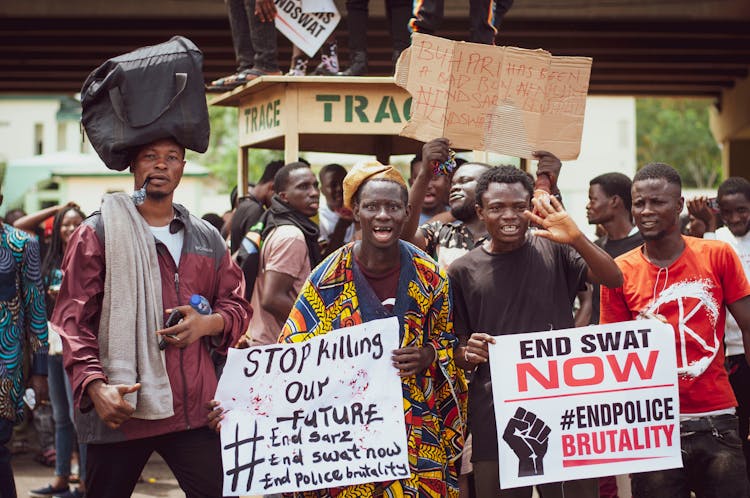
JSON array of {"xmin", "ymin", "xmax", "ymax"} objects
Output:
[
  {"xmin": 149, "ymin": 224, "xmax": 184, "ymax": 266},
  {"xmin": 712, "ymin": 227, "xmax": 750, "ymax": 356},
  {"xmin": 318, "ymin": 202, "xmax": 354, "ymax": 244}
]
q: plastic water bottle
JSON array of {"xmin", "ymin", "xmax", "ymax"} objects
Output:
[{"xmin": 190, "ymin": 294, "xmax": 212, "ymax": 315}]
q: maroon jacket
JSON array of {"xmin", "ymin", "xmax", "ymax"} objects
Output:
[{"xmin": 52, "ymin": 204, "xmax": 251, "ymax": 443}]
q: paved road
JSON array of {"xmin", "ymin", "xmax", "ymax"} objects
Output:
[{"xmin": 12, "ymin": 450, "xmax": 184, "ymax": 498}]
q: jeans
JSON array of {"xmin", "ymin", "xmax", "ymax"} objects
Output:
[
  {"xmin": 631, "ymin": 414, "xmax": 750, "ymax": 498},
  {"xmin": 47, "ymin": 355, "xmax": 86, "ymax": 480},
  {"xmin": 473, "ymin": 460, "xmax": 598, "ymax": 498},
  {"xmin": 0, "ymin": 418, "xmax": 17, "ymax": 498},
  {"xmin": 86, "ymin": 428, "xmax": 223, "ymax": 498},
  {"xmin": 226, "ymin": 0, "xmax": 255, "ymax": 71},
  {"xmin": 410, "ymin": 0, "xmax": 514, "ymax": 44},
  {"xmin": 728, "ymin": 354, "xmax": 750, "ymax": 481},
  {"xmin": 226, "ymin": 0, "xmax": 278, "ymax": 71},
  {"xmin": 345, "ymin": 0, "xmax": 411, "ymax": 55}
]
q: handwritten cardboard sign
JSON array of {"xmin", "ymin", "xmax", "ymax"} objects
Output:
[
  {"xmin": 214, "ymin": 317, "xmax": 410, "ymax": 495},
  {"xmin": 489, "ymin": 319, "xmax": 681, "ymax": 489},
  {"xmin": 395, "ymin": 33, "xmax": 592, "ymax": 160},
  {"xmin": 274, "ymin": 0, "xmax": 340, "ymax": 58}
]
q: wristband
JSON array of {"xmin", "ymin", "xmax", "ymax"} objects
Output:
[
  {"xmin": 427, "ymin": 343, "xmax": 438, "ymax": 364},
  {"xmin": 431, "ymin": 149, "xmax": 456, "ymax": 176}
]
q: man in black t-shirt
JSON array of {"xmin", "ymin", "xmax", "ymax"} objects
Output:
[
  {"xmin": 449, "ymin": 166, "xmax": 623, "ymax": 498},
  {"xmin": 404, "ymin": 138, "xmax": 562, "ymax": 271},
  {"xmin": 586, "ymin": 172, "xmax": 643, "ymax": 325},
  {"xmin": 229, "ymin": 160, "xmax": 283, "ymax": 253}
]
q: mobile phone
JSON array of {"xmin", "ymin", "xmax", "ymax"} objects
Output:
[
  {"xmin": 159, "ymin": 309, "xmax": 184, "ymax": 350},
  {"xmin": 707, "ymin": 197, "xmax": 719, "ymax": 213},
  {"xmin": 165, "ymin": 309, "xmax": 184, "ymax": 327}
]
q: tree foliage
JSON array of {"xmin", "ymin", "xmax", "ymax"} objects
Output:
[
  {"xmin": 636, "ymin": 98, "xmax": 722, "ymax": 188},
  {"xmin": 187, "ymin": 104, "xmax": 282, "ymax": 192}
]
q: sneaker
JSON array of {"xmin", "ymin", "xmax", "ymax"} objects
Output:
[
  {"xmin": 54, "ymin": 488, "xmax": 84, "ymax": 498},
  {"xmin": 312, "ymin": 54, "xmax": 339, "ymax": 75},
  {"xmin": 287, "ymin": 56, "xmax": 309, "ymax": 76},
  {"xmin": 29, "ymin": 485, "xmax": 69, "ymax": 497},
  {"xmin": 206, "ymin": 67, "xmax": 282, "ymax": 92},
  {"xmin": 312, "ymin": 41, "xmax": 339, "ymax": 75}
]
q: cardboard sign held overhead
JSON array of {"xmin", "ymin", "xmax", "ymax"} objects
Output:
[{"xmin": 395, "ymin": 34, "xmax": 593, "ymax": 160}]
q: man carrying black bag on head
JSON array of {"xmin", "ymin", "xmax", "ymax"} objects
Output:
[{"xmin": 51, "ymin": 38, "xmax": 251, "ymax": 498}]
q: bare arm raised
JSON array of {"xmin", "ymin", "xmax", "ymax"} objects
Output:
[
  {"xmin": 526, "ymin": 195, "xmax": 623, "ymax": 288},
  {"xmin": 401, "ymin": 138, "xmax": 450, "ymax": 250}
]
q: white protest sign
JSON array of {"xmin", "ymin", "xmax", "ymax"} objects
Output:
[
  {"xmin": 301, "ymin": 0, "xmax": 336, "ymax": 13},
  {"xmin": 214, "ymin": 317, "xmax": 410, "ymax": 495},
  {"xmin": 489, "ymin": 319, "xmax": 681, "ymax": 489},
  {"xmin": 274, "ymin": 0, "xmax": 340, "ymax": 58}
]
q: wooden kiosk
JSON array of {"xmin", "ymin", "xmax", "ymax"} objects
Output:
[{"xmin": 210, "ymin": 76, "xmax": 423, "ymax": 196}]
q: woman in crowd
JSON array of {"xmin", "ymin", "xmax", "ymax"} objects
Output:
[{"xmin": 30, "ymin": 204, "xmax": 87, "ymax": 498}]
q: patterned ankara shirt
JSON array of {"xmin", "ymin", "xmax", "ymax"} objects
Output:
[
  {"xmin": 421, "ymin": 220, "xmax": 485, "ymax": 270},
  {"xmin": 0, "ymin": 223, "xmax": 48, "ymax": 422},
  {"xmin": 280, "ymin": 241, "xmax": 468, "ymax": 498}
]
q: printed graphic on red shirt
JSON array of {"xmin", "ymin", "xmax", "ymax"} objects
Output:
[{"xmin": 641, "ymin": 278, "xmax": 720, "ymax": 380}]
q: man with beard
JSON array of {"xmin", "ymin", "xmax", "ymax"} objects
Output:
[
  {"xmin": 404, "ymin": 138, "xmax": 561, "ymax": 270},
  {"xmin": 244, "ymin": 161, "xmax": 323, "ymax": 346},
  {"xmin": 600, "ymin": 163, "xmax": 750, "ymax": 498},
  {"xmin": 586, "ymin": 172, "xmax": 643, "ymax": 325},
  {"xmin": 51, "ymin": 137, "xmax": 251, "ymax": 497},
  {"xmin": 689, "ymin": 176, "xmax": 750, "ymax": 481}
]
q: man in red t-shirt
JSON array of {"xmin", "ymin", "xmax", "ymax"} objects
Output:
[{"xmin": 600, "ymin": 162, "xmax": 750, "ymax": 498}]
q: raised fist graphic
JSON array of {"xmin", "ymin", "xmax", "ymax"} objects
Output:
[{"xmin": 502, "ymin": 407, "xmax": 550, "ymax": 477}]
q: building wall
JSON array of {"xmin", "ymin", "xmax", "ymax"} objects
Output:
[
  {"xmin": 0, "ymin": 98, "xmax": 62, "ymax": 163},
  {"xmin": 554, "ymin": 96, "xmax": 637, "ymax": 239}
]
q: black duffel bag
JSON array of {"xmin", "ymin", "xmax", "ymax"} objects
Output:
[{"xmin": 81, "ymin": 36, "xmax": 210, "ymax": 171}]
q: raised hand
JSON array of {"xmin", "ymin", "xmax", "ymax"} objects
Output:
[
  {"xmin": 532, "ymin": 150, "xmax": 562, "ymax": 193},
  {"xmin": 421, "ymin": 138, "xmax": 451, "ymax": 174},
  {"xmin": 525, "ymin": 195, "xmax": 582, "ymax": 245},
  {"xmin": 687, "ymin": 196, "xmax": 718, "ymax": 232}
]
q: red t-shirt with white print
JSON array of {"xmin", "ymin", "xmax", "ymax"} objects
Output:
[{"xmin": 600, "ymin": 236, "xmax": 750, "ymax": 414}]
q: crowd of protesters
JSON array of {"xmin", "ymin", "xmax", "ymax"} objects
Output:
[{"xmin": 5, "ymin": 132, "xmax": 750, "ymax": 498}]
